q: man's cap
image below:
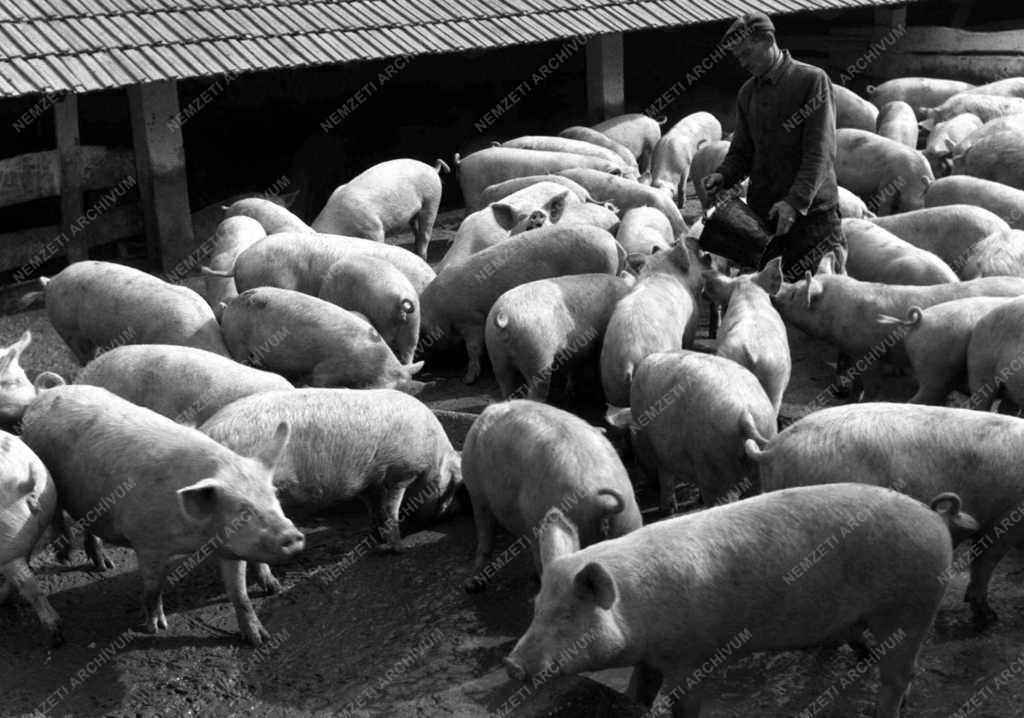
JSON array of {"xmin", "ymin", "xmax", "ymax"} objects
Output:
[{"xmin": 721, "ymin": 11, "xmax": 775, "ymax": 48}]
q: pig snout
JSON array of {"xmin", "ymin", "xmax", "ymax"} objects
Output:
[
  {"xmin": 278, "ymin": 527, "xmax": 305, "ymax": 556},
  {"xmin": 526, "ymin": 210, "xmax": 547, "ymax": 230},
  {"xmin": 503, "ymin": 656, "xmax": 527, "ymax": 682}
]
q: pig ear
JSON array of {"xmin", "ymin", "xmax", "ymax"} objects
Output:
[
  {"xmin": 0, "ymin": 348, "xmax": 14, "ymax": 375},
  {"xmin": 572, "ymin": 562, "xmax": 617, "ymax": 610},
  {"xmin": 545, "ymin": 191, "xmax": 570, "ymax": 223},
  {"xmin": 942, "ymin": 137, "xmax": 956, "ymax": 153},
  {"xmin": 539, "ymin": 508, "xmax": 580, "ymax": 566},
  {"xmin": 275, "ymin": 190, "xmax": 300, "ymax": 209},
  {"xmin": 604, "ymin": 405, "xmax": 633, "ymax": 429},
  {"xmin": 490, "ymin": 203, "xmax": 517, "ymax": 231},
  {"xmin": 177, "ymin": 478, "xmax": 223, "ymax": 525},
  {"xmin": 407, "ymin": 360, "xmax": 425, "ymax": 376},
  {"xmin": 816, "ymin": 252, "xmax": 836, "ymax": 275},
  {"xmin": 755, "ymin": 257, "xmax": 783, "ymax": 295},
  {"xmin": 253, "ymin": 422, "xmax": 290, "ymax": 471},
  {"xmin": 10, "ymin": 330, "xmax": 31, "ymax": 359},
  {"xmin": 921, "ymin": 175, "xmax": 932, "ymax": 190},
  {"xmin": 33, "ymin": 371, "xmax": 65, "ymax": 392},
  {"xmin": 639, "ymin": 171, "xmax": 651, "ymax": 184},
  {"xmin": 804, "ymin": 274, "xmax": 824, "ymax": 308}
]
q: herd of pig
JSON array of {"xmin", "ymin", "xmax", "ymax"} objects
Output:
[{"xmin": 6, "ymin": 72, "xmax": 1024, "ymax": 717}]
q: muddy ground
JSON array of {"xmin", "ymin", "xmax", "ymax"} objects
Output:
[{"xmin": 3, "ymin": 209, "xmax": 1024, "ymax": 718}]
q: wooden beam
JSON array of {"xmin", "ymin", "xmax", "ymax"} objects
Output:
[
  {"xmin": 0, "ymin": 147, "xmax": 137, "ymax": 209},
  {"xmin": 873, "ymin": 5, "xmax": 907, "ymax": 30},
  {"xmin": 128, "ymin": 80, "xmax": 193, "ymax": 272},
  {"xmin": 586, "ymin": 33, "xmax": 624, "ymax": 124},
  {"xmin": 54, "ymin": 93, "xmax": 89, "ymax": 263},
  {"xmin": 950, "ymin": 0, "xmax": 976, "ymax": 28}
]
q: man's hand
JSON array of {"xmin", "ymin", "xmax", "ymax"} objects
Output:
[
  {"xmin": 702, "ymin": 173, "xmax": 725, "ymax": 198},
  {"xmin": 768, "ymin": 200, "xmax": 797, "ymax": 237}
]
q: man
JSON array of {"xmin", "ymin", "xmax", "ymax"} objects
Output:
[{"xmin": 703, "ymin": 12, "xmax": 846, "ymax": 281}]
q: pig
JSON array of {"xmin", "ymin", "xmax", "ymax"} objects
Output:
[
  {"xmin": 203, "ymin": 216, "xmax": 266, "ymax": 320},
  {"xmin": 224, "ymin": 197, "xmax": 313, "ymax": 235},
  {"xmin": 311, "ymin": 158, "xmax": 448, "ymax": 260},
  {"xmin": 500, "ymin": 136, "xmax": 637, "ymax": 179},
  {"xmin": 967, "ymin": 296, "xmax": 1024, "ymax": 413},
  {"xmin": 190, "ymin": 191, "xmax": 289, "ymax": 252},
  {"xmin": 74, "ymin": 344, "xmax": 292, "ymax": 426},
  {"xmin": 869, "ymin": 204, "xmax": 1011, "ymax": 275},
  {"xmin": 616, "ymin": 207, "xmax": 674, "ymax": 262},
  {"xmin": 922, "ymin": 112, "xmax": 983, "ymax": 178},
  {"xmin": 592, "ymin": 113, "xmax": 665, "ymax": 174},
  {"xmin": 875, "ymin": 100, "xmax": 919, "ymax": 148},
  {"xmin": 865, "ymin": 77, "xmax": 976, "ymax": 115},
  {"xmin": 924, "ymin": 176, "xmax": 1024, "ymax": 230},
  {"xmin": 21, "ymin": 384, "xmax": 303, "ymax": 645},
  {"xmin": 477, "ymin": 175, "xmax": 591, "ymax": 206},
  {"xmin": 505, "ymin": 484, "xmax": 965, "ymax": 718},
  {"xmin": 600, "ymin": 240, "xmax": 702, "ymax": 407},
  {"xmin": 838, "ymin": 185, "xmax": 876, "ymax": 218},
  {"xmin": 0, "ymin": 331, "xmax": 38, "ymax": 424},
  {"xmin": 876, "ymin": 297, "xmax": 1012, "ymax": 404},
  {"xmin": 836, "ymin": 128, "xmax": 934, "ymax": 214},
  {"xmin": 461, "ymin": 399, "xmax": 641, "ymax": 591},
  {"xmin": 953, "ymin": 129, "xmax": 1024, "ymax": 191},
  {"xmin": 689, "ymin": 140, "xmax": 732, "ymax": 209},
  {"xmin": 42, "ymin": 260, "xmax": 230, "ymax": 363},
  {"xmin": 421, "ymin": 225, "xmax": 623, "ymax": 383},
  {"xmin": 771, "ymin": 259, "xmax": 1024, "ymax": 373},
  {"xmin": 556, "ymin": 200, "xmax": 621, "ymax": 233},
  {"xmin": 962, "ymin": 77, "xmax": 1024, "ymax": 99},
  {"xmin": 221, "ymin": 288, "xmax": 425, "ymax": 393},
  {"xmin": 204, "ymin": 232, "xmax": 435, "ymax": 296},
  {"xmin": 606, "ymin": 350, "xmax": 776, "ymax": 514},
  {"xmin": 559, "ymin": 168, "xmax": 688, "ymax": 236},
  {"xmin": 959, "ymin": 229, "xmax": 1024, "ymax": 279},
  {"xmin": 954, "ymin": 114, "xmax": 1024, "ymax": 156},
  {"xmin": 918, "ymin": 93, "xmax": 1024, "ymax": 130},
  {"xmin": 0, "ymin": 433, "xmax": 61, "ymax": 646},
  {"xmin": 485, "ymin": 274, "xmax": 632, "ymax": 401},
  {"xmin": 200, "ymin": 388, "xmax": 462, "ymax": 555},
  {"xmin": 557, "ymin": 126, "xmax": 639, "ymax": 174},
  {"xmin": 701, "ymin": 257, "xmax": 790, "ymax": 414},
  {"xmin": 745, "ymin": 403, "xmax": 1024, "ymax": 625},
  {"xmin": 319, "ymin": 256, "xmax": 421, "ymax": 364},
  {"xmin": 285, "ymin": 132, "xmax": 347, "ymax": 222},
  {"xmin": 842, "ymin": 218, "xmax": 959, "ymax": 285},
  {"xmin": 649, "ymin": 112, "xmax": 722, "ymax": 203},
  {"xmin": 834, "ymin": 84, "xmax": 879, "ymax": 131},
  {"xmin": 455, "ymin": 147, "xmax": 624, "ymax": 212}
]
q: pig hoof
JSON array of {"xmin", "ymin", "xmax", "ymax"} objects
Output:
[
  {"xmin": 463, "ymin": 576, "xmax": 487, "ymax": 593},
  {"xmin": 261, "ymin": 575, "xmax": 283, "ymax": 595},
  {"xmin": 93, "ymin": 556, "xmax": 116, "ymax": 571},
  {"xmin": 241, "ymin": 621, "xmax": 270, "ymax": 646}
]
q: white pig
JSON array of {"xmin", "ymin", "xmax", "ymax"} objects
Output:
[
  {"xmin": 842, "ymin": 218, "xmax": 959, "ymax": 285},
  {"xmin": 477, "ymin": 175, "xmax": 591, "ymax": 206},
  {"xmin": 834, "ymin": 84, "xmax": 878, "ymax": 131},
  {"xmin": 875, "ymin": 100, "xmax": 919, "ymax": 148},
  {"xmin": 967, "ymin": 296, "xmax": 1024, "ymax": 413},
  {"xmin": 919, "ymin": 93, "xmax": 1024, "ymax": 130},
  {"xmin": 649, "ymin": 112, "xmax": 722, "ymax": 203},
  {"xmin": 836, "ymin": 128, "xmax": 934, "ymax": 214},
  {"xmin": 559, "ymin": 168, "xmax": 688, "ymax": 236},
  {"xmin": 500, "ymin": 136, "xmax": 637, "ymax": 179},
  {"xmin": 223, "ymin": 197, "xmax": 313, "ymax": 235},
  {"xmin": 592, "ymin": 113, "xmax": 665, "ymax": 174},
  {"xmin": 865, "ymin": 77, "xmax": 975, "ymax": 115},
  {"xmin": 924, "ymin": 176, "xmax": 1024, "ymax": 230},
  {"xmin": 960, "ymin": 229, "xmax": 1024, "ymax": 279},
  {"xmin": 922, "ymin": 112, "xmax": 983, "ymax": 178},
  {"xmin": 204, "ymin": 216, "xmax": 266, "ymax": 320},
  {"xmin": 838, "ymin": 185, "xmax": 876, "ymax": 218},
  {"xmin": 689, "ymin": 140, "xmax": 733, "ymax": 210},
  {"xmin": 616, "ymin": 206, "xmax": 674, "ymax": 263},
  {"xmin": 953, "ymin": 128, "xmax": 1024, "ymax": 192},
  {"xmin": 557, "ymin": 126, "xmax": 639, "ymax": 174}
]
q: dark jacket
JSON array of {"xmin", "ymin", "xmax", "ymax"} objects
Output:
[{"xmin": 716, "ymin": 49, "xmax": 839, "ymax": 223}]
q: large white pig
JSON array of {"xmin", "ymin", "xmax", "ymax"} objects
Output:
[
  {"xmin": 477, "ymin": 175, "xmax": 591, "ymax": 206},
  {"xmin": 485, "ymin": 274, "xmax": 632, "ymax": 402},
  {"xmin": 875, "ymin": 100, "xmax": 919, "ymax": 148},
  {"xmin": 959, "ymin": 229, "xmax": 1024, "ymax": 279},
  {"xmin": 42, "ymin": 260, "xmax": 230, "ymax": 363},
  {"xmin": 74, "ymin": 344, "xmax": 292, "ymax": 426},
  {"xmin": 319, "ymin": 256, "xmax": 421, "ymax": 364},
  {"xmin": 689, "ymin": 140, "xmax": 733, "ymax": 210},
  {"xmin": 419, "ymin": 224, "xmax": 623, "ymax": 384},
  {"xmin": 461, "ymin": 400, "xmax": 641, "ymax": 591},
  {"xmin": 505, "ymin": 484, "xmax": 964, "ymax": 718},
  {"xmin": 0, "ymin": 331, "xmax": 41, "ymax": 425},
  {"xmin": 616, "ymin": 206, "xmax": 674, "ymax": 262},
  {"xmin": 842, "ymin": 218, "xmax": 958, "ymax": 285},
  {"xmin": 924, "ymin": 176, "xmax": 1024, "ymax": 230},
  {"xmin": 953, "ymin": 129, "xmax": 1024, "ymax": 191},
  {"xmin": 922, "ymin": 112, "xmax": 983, "ymax": 178},
  {"xmin": 838, "ymin": 185, "xmax": 876, "ymax": 218},
  {"xmin": 600, "ymin": 241, "xmax": 702, "ymax": 407},
  {"xmin": 870, "ymin": 204, "xmax": 1011, "ymax": 275},
  {"xmin": 962, "ymin": 77, "xmax": 1024, "ymax": 99},
  {"xmin": 221, "ymin": 288, "xmax": 425, "ymax": 393},
  {"xmin": 701, "ymin": 257, "xmax": 790, "ymax": 414},
  {"xmin": 833, "ymin": 84, "xmax": 878, "ymax": 131},
  {"xmin": 865, "ymin": 77, "xmax": 975, "ymax": 116},
  {"xmin": 876, "ymin": 297, "xmax": 1012, "ymax": 404},
  {"xmin": 649, "ymin": 112, "xmax": 722, "ymax": 204},
  {"xmin": 203, "ymin": 216, "xmax": 266, "ymax": 320},
  {"xmin": 606, "ymin": 350, "xmax": 776, "ymax": 515},
  {"xmin": 592, "ymin": 113, "xmax": 665, "ymax": 173},
  {"xmin": 953, "ymin": 114, "xmax": 1024, "ymax": 156},
  {"xmin": 559, "ymin": 168, "xmax": 688, "ymax": 236},
  {"xmin": 0, "ymin": 433, "xmax": 61, "ymax": 646},
  {"xmin": 919, "ymin": 94, "xmax": 1024, "ymax": 130},
  {"xmin": 501, "ymin": 136, "xmax": 637, "ymax": 179},
  {"xmin": 557, "ymin": 126, "xmax": 639, "ymax": 174},
  {"xmin": 223, "ymin": 197, "xmax": 313, "ymax": 235},
  {"xmin": 745, "ymin": 403, "xmax": 1024, "ymax": 625},
  {"xmin": 311, "ymin": 158, "xmax": 448, "ymax": 260},
  {"xmin": 967, "ymin": 296, "xmax": 1024, "ymax": 413},
  {"xmin": 200, "ymin": 388, "xmax": 462, "ymax": 554},
  {"xmin": 836, "ymin": 129, "xmax": 934, "ymax": 214},
  {"xmin": 21, "ymin": 385, "xmax": 303, "ymax": 645}
]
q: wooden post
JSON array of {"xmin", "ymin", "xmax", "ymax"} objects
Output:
[
  {"xmin": 586, "ymin": 33, "xmax": 625, "ymax": 123},
  {"xmin": 54, "ymin": 93, "xmax": 88, "ymax": 263},
  {"xmin": 950, "ymin": 0, "xmax": 976, "ymax": 28},
  {"xmin": 873, "ymin": 5, "xmax": 908, "ymax": 34},
  {"xmin": 128, "ymin": 81, "xmax": 193, "ymax": 273}
]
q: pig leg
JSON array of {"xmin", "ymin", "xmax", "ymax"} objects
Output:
[
  {"xmin": 657, "ymin": 465, "xmax": 679, "ymax": 517},
  {"xmin": 249, "ymin": 561, "xmax": 282, "ymax": 595},
  {"xmin": 707, "ymin": 300, "xmax": 720, "ymax": 339},
  {"xmin": 135, "ymin": 548, "xmax": 169, "ymax": 634},
  {"xmin": 52, "ymin": 509, "xmax": 73, "ymax": 563},
  {"xmin": 461, "ymin": 325, "xmax": 486, "ymax": 385},
  {"xmin": 84, "ymin": 531, "xmax": 115, "ymax": 571},
  {"xmin": 866, "ymin": 613, "xmax": 929, "ymax": 718},
  {"xmin": 658, "ymin": 666, "xmax": 704, "ymax": 717},
  {"xmin": 220, "ymin": 559, "xmax": 268, "ymax": 646},
  {"xmin": 627, "ymin": 662, "xmax": 663, "ymax": 706},
  {"xmin": 3, "ymin": 559, "xmax": 63, "ymax": 647},
  {"xmin": 490, "ymin": 350, "xmax": 522, "ymax": 400},
  {"xmin": 413, "ymin": 199, "xmax": 440, "ymax": 260},
  {"xmin": 464, "ymin": 500, "xmax": 497, "ymax": 593},
  {"xmin": 965, "ymin": 539, "xmax": 1012, "ymax": 625},
  {"xmin": 376, "ymin": 478, "xmax": 414, "ymax": 553}
]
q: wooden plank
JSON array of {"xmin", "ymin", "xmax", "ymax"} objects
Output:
[
  {"xmin": 54, "ymin": 93, "xmax": 88, "ymax": 263},
  {"xmin": 873, "ymin": 53, "xmax": 1024, "ymax": 84},
  {"xmin": 129, "ymin": 80, "xmax": 193, "ymax": 271},
  {"xmin": 586, "ymin": 33, "xmax": 624, "ymax": 124},
  {"xmin": 0, "ymin": 146, "xmax": 136, "ymax": 209},
  {"xmin": 2, "ymin": 204, "xmax": 143, "ymax": 278}
]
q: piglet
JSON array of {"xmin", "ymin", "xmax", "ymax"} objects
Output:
[
  {"xmin": 204, "ymin": 216, "xmax": 266, "ymax": 320},
  {"xmin": 224, "ymin": 197, "xmax": 313, "ymax": 235}
]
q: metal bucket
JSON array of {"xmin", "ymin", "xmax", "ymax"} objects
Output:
[{"xmin": 697, "ymin": 198, "xmax": 773, "ymax": 267}]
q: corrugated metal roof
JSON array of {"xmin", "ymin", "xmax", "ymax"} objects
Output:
[{"xmin": 0, "ymin": 0, "xmax": 912, "ymax": 98}]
